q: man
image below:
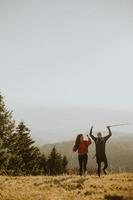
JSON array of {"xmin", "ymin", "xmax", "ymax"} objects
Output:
[{"xmin": 90, "ymin": 126, "xmax": 112, "ymax": 177}]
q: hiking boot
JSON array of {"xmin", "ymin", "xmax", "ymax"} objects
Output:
[
  {"xmin": 97, "ymin": 170, "xmax": 101, "ymax": 177},
  {"xmin": 84, "ymin": 171, "xmax": 87, "ymax": 177},
  {"xmin": 103, "ymin": 169, "xmax": 107, "ymax": 175}
]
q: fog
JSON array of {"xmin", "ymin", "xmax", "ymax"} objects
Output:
[{"xmin": 1, "ymin": 0, "xmax": 133, "ymax": 143}]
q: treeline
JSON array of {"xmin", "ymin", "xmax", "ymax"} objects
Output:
[{"xmin": 0, "ymin": 94, "xmax": 68, "ymax": 175}]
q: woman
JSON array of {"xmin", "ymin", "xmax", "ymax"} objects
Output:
[{"xmin": 73, "ymin": 134, "xmax": 92, "ymax": 176}]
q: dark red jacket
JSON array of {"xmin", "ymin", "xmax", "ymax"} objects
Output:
[{"xmin": 74, "ymin": 139, "xmax": 92, "ymax": 155}]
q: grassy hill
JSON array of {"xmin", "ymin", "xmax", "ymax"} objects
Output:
[
  {"xmin": 40, "ymin": 134, "xmax": 133, "ymax": 172},
  {"xmin": 0, "ymin": 173, "xmax": 133, "ymax": 200}
]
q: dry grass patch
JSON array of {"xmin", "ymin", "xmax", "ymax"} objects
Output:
[{"xmin": 0, "ymin": 173, "xmax": 132, "ymax": 200}]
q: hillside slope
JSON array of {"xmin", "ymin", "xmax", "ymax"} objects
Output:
[
  {"xmin": 0, "ymin": 173, "xmax": 133, "ymax": 200},
  {"xmin": 40, "ymin": 134, "xmax": 133, "ymax": 172}
]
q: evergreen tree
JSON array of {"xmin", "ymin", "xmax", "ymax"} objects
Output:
[
  {"xmin": 9, "ymin": 122, "xmax": 41, "ymax": 175},
  {"xmin": 62, "ymin": 155, "xmax": 68, "ymax": 173},
  {"xmin": 0, "ymin": 93, "xmax": 68, "ymax": 175},
  {"xmin": 0, "ymin": 94, "xmax": 15, "ymax": 172},
  {"xmin": 38, "ymin": 153, "xmax": 47, "ymax": 174},
  {"xmin": 0, "ymin": 94, "xmax": 15, "ymax": 148},
  {"xmin": 47, "ymin": 147, "xmax": 68, "ymax": 175},
  {"xmin": 0, "ymin": 139, "xmax": 10, "ymax": 172}
]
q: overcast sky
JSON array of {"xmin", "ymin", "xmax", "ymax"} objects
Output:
[{"xmin": 0, "ymin": 0, "xmax": 133, "ymax": 143}]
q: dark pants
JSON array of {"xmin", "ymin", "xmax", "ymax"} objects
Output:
[
  {"xmin": 97, "ymin": 156, "xmax": 108, "ymax": 177},
  {"xmin": 78, "ymin": 154, "xmax": 88, "ymax": 176}
]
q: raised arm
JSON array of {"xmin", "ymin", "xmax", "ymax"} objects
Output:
[
  {"xmin": 89, "ymin": 126, "xmax": 97, "ymax": 142},
  {"xmin": 104, "ymin": 126, "xmax": 112, "ymax": 141},
  {"xmin": 86, "ymin": 135, "xmax": 92, "ymax": 145}
]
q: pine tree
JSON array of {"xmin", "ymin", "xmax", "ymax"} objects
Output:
[
  {"xmin": 38, "ymin": 153, "xmax": 47, "ymax": 174},
  {"xmin": 47, "ymin": 146, "xmax": 66, "ymax": 175},
  {"xmin": 62, "ymin": 155, "xmax": 68, "ymax": 173},
  {"xmin": 9, "ymin": 122, "xmax": 41, "ymax": 175},
  {"xmin": 0, "ymin": 93, "xmax": 68, "ymax": 175},
  {"xmin": 0, "ymin": 94, "xmax": 15, "ymax": 172},
  {"xmin": 0, "ymin": 94, "xmax": 15, "ymax": 148},
  {"xmin": 0, "ymin": 139, "xmax": 10, "ymax": 172}
]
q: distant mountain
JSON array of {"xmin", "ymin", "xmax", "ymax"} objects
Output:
[
  {"xmin": 40, "ymin": 133, "xmax": 133, "ymax": 172},
  {"xmin": 14, "ymin": 106, "xmax": 133, "ymax": 144}
]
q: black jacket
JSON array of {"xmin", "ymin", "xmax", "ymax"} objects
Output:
[{"xmin": 90, "ymin": 129, "xmax": 112, "ymax": 162}]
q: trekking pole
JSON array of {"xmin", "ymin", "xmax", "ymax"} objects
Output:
[{"xmin": 109, "ymin": 123, "xmax": 131, "ymax": 128}]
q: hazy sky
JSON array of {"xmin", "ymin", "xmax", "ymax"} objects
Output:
[{"xmin": 0, "ymin": 0, "xmax": 133, "ymax": 143}]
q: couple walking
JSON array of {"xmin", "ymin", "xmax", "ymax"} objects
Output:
[{"xmin": 73, "ymin": 126, "xmax": 112, "ymax": 177}]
